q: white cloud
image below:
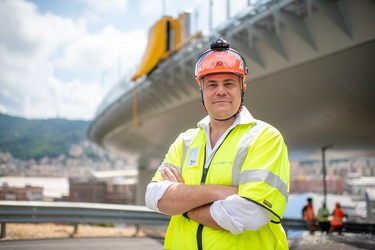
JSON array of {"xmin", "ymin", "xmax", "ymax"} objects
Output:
[
  {"xmin": 79, "ymin": 0, "xmax": 129, "ymax": 14},
  {"xmin": 0, "ymin": 0, "xmax": 205, "ymax": 120},
  {"xmin": 57, "ymin": 26, "xmax": 145, "ymax": 73},
  {"xmin": 0, "ymin": 0, "xmax": 84, "ymax": 58},
  {"xmin": 0, "ymin": 0, "xmax": 88, "ymax": 119},
  {"xmin": 0, "ymin": 0, "xmax": 146, "ymax": 120},
  {"xmin": 50, "ymin": 77, "xmax": 101, "ymax": 120},
  {"xmin": 140, "ymin": 0, "xmax": 206, "ymax": 19}
]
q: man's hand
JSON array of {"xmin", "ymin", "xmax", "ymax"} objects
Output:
[
  {"xmin": 157, "ymin": 165, "xmax": 238, "ymax": 217},
  {"xmin": 161, "ymin": 166, "xmax": 184, "ymax": 184}
]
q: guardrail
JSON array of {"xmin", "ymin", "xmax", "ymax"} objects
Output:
[
  {"xmin": 1, "ymin": 201, "xmax": 374, "ymax": 238},
  {"xmin": 0, "ymin": 201, "xmax": 170, "ymax": 238}
]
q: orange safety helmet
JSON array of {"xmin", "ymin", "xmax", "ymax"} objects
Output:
[{"xmin": 194, "ymin": 38, "xmax": 248, "ymax": 84}]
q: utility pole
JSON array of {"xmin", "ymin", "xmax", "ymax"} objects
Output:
[
  {"xmin": 209, "ymin": 0, "xmax": 213, "ymax": 32},
  {"xmin": 100, "ymin": 71, "xmax": 107, "ymax": 100},
  {"xmin": 118, "ymin": 40, "xmax": 127, "ymax": 82},
  {"xmin": 162, "ymin": 0, "xmax": 166, "ymax": 16},
  {"xmin": 322, "ymin": 144, "xmax": 334, "ymax": 206}
]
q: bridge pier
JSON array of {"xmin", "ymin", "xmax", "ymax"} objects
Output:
[{"xmin": 1, "ymin": 222, "xmax": 5, "ymax": 238}]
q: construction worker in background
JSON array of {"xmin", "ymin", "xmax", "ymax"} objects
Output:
[
  {"xmin": 302, "ymin": 197, "xmax": 316, "ymax": 235},
  {"xmin": 316, "ymin": 202, "xmax": 330, "ymax": 234},
  {"xmin": 328, "ymin": 202, "xmax": 347, "ymax": 235},
  {"xmin": 145, "ymin": 38, "xmax": 290, "ymax": 249}
]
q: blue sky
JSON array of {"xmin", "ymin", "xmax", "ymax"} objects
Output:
[{"xmin": 0, "ymin": 0, "xmax": 206, "ymax": 120}]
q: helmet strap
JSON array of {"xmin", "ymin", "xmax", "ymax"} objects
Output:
[
  {"xmin": 213, "ymin": 115, "xmax": 236, "ymax": 122},
  {"xmin": 200, "ymin": 88, "xmax": 206, "ymax": 111}
]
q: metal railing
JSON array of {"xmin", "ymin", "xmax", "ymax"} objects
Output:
[
  {"xmin": 1, "ymin": 201, "xmax": 374, "ymax": 239},
  {"xmin": 0, "ymin": 201, "xmax": 169, "ymax": 238}
]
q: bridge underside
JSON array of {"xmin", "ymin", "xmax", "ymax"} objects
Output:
[
  {"xmin": 88, "ymin": 0, "xmax": 375, "ymax": 165},
  {"xmin": 245, "ymin": 40, "xmax": 375, "ymax": 158}
]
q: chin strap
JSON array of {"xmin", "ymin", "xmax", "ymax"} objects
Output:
[
  {"xmin": 213, "ymin": 116, "xmax": 235, "ymax": 122},
  {"xmin": 213, "ymin": 105, "xmax": 242, "ymax": 121}
]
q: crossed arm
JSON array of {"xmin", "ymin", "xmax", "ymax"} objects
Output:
[{"xmin": 157, "ymin": 166, "xmax": 238, "ymax": 229}]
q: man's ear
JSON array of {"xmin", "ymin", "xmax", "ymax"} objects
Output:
[{"xmin": 243, "ymin": 83, "xmax": 247, "ymax": 91}]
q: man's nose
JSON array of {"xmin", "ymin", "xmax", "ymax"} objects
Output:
[{"xmin": 217, "ymin": 84, "xmax": 226, "ymax": 95}]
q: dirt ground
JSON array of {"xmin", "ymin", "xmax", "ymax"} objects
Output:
[
  {"xmin": 2, "ymin": 224, "xmax": 374, "ymax": 249},
  {"xmin": 0, "ymin": 223, "xmax": 166, "ymax": 241}
]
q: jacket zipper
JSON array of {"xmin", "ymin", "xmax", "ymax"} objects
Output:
[{"xmin": 196, "ymin": 129, "xmax": 234, "ymax": 250}]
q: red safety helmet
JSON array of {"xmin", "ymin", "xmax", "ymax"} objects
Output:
[{"xmin": 194, "ymin": 38, "xmax": 248, "ymax": 84}]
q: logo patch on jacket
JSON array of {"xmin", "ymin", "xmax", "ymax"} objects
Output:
[
  {"xmin": 263, "ymin": 199, "xmax": 272, "ymax": 208},
  {"xmin": 187, "ymin": 146, "xmax": 200, "ymax": 168},
  {"xmin": 212, "ymin": 161, "xmax": 233, "ymax": 166}
]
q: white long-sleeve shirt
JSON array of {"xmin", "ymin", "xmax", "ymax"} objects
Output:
[{"xmin": 145, "ymin": 107, "xmax": 272, "ymax": 235}]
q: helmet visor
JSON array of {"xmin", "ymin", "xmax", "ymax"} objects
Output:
[{"xmin": 195, "ymin": 49, "xmax": 247, "ymax": 80}]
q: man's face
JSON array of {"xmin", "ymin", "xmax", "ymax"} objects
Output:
[{"xmin": 201, "ymin": 73, "xmax": 245, "ymax": 120}]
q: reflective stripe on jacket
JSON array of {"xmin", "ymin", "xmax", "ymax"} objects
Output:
[{"xmin": 151, "ymin": 120, "xmax": 290, "ymax": 250}]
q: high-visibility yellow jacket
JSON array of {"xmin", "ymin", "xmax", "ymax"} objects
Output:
[
  {"xmin": 151, "ymin": 120, "xmax": 290, "ymax": 250},
  {"xmin": 316, "ymin": 207, "xmax": 329, "ymax": 222}
]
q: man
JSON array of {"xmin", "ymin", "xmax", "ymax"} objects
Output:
[
  {"xmin": 145, "ymin": 38, "xmax": 290, "ymax": 249},
  {"xmin": 328, "ymin": 202, "xmax": 347, "ymax": 235},
  {"xmin": 302, "ymin": 197, "xmax": 316, "ymax": 235},
  {"xmin": 316, "ymin": 202, "xmax": 330, "ymax": 234}
]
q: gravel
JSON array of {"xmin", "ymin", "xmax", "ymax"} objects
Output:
[
  {"xmin": 288, "ymin": 233, "xmax": 375, "ymax": 249},
  {"xmin": 0, "ymin": 223, "xmax": 148, "ymax": 241}
]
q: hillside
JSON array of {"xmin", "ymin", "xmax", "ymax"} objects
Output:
[{"xmin": 0, "ymin": 113, "xmax": 90, "ymax": 160}]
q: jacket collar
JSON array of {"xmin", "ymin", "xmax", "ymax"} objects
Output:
[{"xmin": 197, "ymin": 106, "xmax": 256, "ymax": 130}]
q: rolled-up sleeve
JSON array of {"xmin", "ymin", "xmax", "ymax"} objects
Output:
[
  {"xmin": 210, "ymin": 194, "xmax": 272, "ymax": 235},
  {"xmin": 145, "ymin": 181, "xmax": 175, "ymax": 212}
]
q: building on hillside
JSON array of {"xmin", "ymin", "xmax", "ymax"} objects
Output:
[
  {"xmin": 61, "ymin": 177, "xmax": 107, "ymax": 203},
  {"xmin": 0, "ymin": 183, "xmax": 43, "ymax": 201},
  {"xmin": 91, "ymin": 170, "xmax": 138, "ymax": 205},
  {"xmin": 61, "ymin": 170, "xmax": 138, "ymax": 204},
  {"xmin": 105, "ymin": 178, "xmax": 136, "ymax": 204},
  {"xmin": 345, "ymin": 176, "xmax": 375, "ymax": 195},
  {"xmin": 290, "ymin": 176, "xmax": 344, "ymax": 194},
  {"xmin": 0, "ymin": 176, "xmax": 68, "ymax": 201}
]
